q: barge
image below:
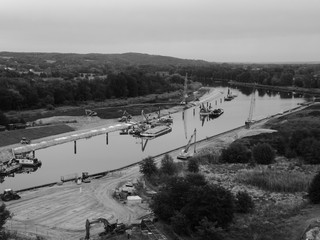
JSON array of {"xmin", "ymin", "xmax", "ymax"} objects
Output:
[{"xmin": 140, "ymin": 125, "xmax": 172, "ymax": 138}]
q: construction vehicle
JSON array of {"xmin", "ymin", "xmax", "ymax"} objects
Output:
[
  {"xmin": 118, "ymin": 110, "xmax": 132, "ymax": 122},
  {"xmin": 177, "ymin": 128, "xmax": 197, "ymax": 160},
  {"xmin": 85, "ymin": 109, "xmax": 97, "ymax": 117},
  {"xmin": 0, "ymin": 189, "xmax": 21, "ymax": 201},
  {"xmin": 85, "ymin": 218, "xmax": 126, "ymax": 240},
  {"xmin": 20, "ymin": 137, "xmax": 30, "ymax": 144}
]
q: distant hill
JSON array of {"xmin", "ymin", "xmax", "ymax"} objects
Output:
[{"xmin": 0, "ymin": 51, "xmax": 213, "ymax": 69}]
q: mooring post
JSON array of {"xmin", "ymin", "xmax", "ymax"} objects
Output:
[
  {"xmin": 182, "ymin": 111, "xmax": 184, "ymax": 120},
  {"xmin": 106, "ymin": 132, "xmax": 109, "ymax": 145},
  {"xmin": 74, "ymin": 140, "xmax": 77, "ymax": 154},
  {"xmin": 193, "ymin": 108, "xmax": 195, "ymax": 116}
]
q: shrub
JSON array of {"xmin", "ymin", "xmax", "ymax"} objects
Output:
[
  {"xmin": 308, "ymin": 171, "xmax": 320, "ymax": 204},
  {"xmin": 160, "ymin": 154, "xmax": 177, "ymax": 176},
  {"xmin": 139, "ymin": 156, "xmax": 158, "ymax": 178},
  {"xmin": 170, "ymin": 211, "xmax": 190, "ymax": 235},
  {"xmin": 298, "ymin": 138, "xmax": 320, "ymax": 164},
  {"xmin": 181, "ymin": 184, "xmax": 235, "ymax": 229},
  {"xmin": 0, "ymin": 204, "xmax": 11, "ymax": 232},
  {"xmin": 252, "ymin": 143, "xmax": 275, "ymax": 165},
  {"xmin": 220, "ymin": 142, "xmax": 251, "ymax": 163},
  {"xmin": 187, "ymin": 158, "xmax": 199, "ymax": 173},
  {"xmin": 235, "ymin": 191, "xmax": 255, "ymax": 213},
  {"xmin": 236, "ymin": 169, "xmax": 311, "ymax": 193}
]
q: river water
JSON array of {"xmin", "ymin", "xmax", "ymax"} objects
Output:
[{"xmin": 0, "ymin": 86, "xmax": 307, "ymax": 191}]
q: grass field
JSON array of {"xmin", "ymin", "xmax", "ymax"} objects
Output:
[{"xmin": 0, "ymin": 124, "xmax": 74, "ymax": 147}]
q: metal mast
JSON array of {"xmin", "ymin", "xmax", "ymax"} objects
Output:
[{"xmin": 245, "ymin": 87, "xmax": 256, "ymax": 128}]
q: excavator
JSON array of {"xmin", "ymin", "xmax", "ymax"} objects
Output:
[
  {"xmin": 0, "ymin": 189, "xmax": 21, "ymax": 201},
  {"xmin": 118, "ymin": 110, "xmax": 132, "ymax": 122},
  {"xmin": 177, "ymin": 128, "xmax": 197, "ymax": 160},
  {"xmin": 85, "ymin": 218, "xmax": 126, "ymax": 240}
]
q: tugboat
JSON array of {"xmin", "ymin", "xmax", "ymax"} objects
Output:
[{"xmin": 209, "ymin": 108, "xmax": 224, "ymax": 118}]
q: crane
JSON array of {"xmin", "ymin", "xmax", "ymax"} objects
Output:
[
  {"xmin": 245, "ymin": 87, "xmax": 256, "ymax": 128},
  {"xmin": 177, "ymin": 128, "xmax": 196, "ymax": 160},
  {"xmin": 180, "ymin": 73, "xmax": 188, "ymax": 106}
]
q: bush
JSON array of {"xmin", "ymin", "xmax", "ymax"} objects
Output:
[
  {"xmin": 308, "ymin": 171, "xmax": 320, "ymax": 204},
  {"xmin": 252, "ymin": 143, "xmax": 275, "ymax": 165},
  {"xmin": 0, "ymin": 204, "xmax": 11, "ymax": 232},
  {"xmin": 235, "ymin": 191, "xmax": 255, "ymax": 213},
  {"xmin": 298, "ymin": 138, "xmax": 320, "ymax": 164},
  {"xmin": 170, "ymin": 211, "xmax": 190, "ymax": 235},
  {"xmin": 160, "ymin": 154, "xmax": 177, "ymax": 176},
  {"xmin": 187, "ymin": 158, "xmax": 199, "ymax": 173},
  {"xmin": 139, "ymin": 156, "xmax": 158, "ymax": 178},
  {"xmin": 220, "ymin": 142, "xmax": 251, "ymax": 163}
]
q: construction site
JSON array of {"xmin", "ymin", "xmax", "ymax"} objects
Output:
[{"xmin": 1, "ymin": 83, "xmax": 315, "ymax": 240}]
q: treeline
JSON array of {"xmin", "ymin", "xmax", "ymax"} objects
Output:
[
  {"xmin": 0, "ymin": 72, "xmax": 178, "ymax": 111},
  {"xmin": 188, "ymin": 64, "xmax": 320, "ymax": 88}
]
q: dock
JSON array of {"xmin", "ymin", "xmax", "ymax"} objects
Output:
[
  {"xmin": 0, "ymin": 163, "xmax": 22, "ymax": 176},
  {"xmin": 12, "ymin": 122, "xmax": 136, "ymax": 154}
]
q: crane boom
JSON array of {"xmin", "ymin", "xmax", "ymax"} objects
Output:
[
  {"xmin": 245, "ymin": 87, "xmax": 256, "ymax": 128},
  {"xmin": 177, "ymin": 128, "xmax": 196, "ymax": 160},
  {"xmin": 184, "ymin": 128, "xmax": 196, "ymax": 153}
]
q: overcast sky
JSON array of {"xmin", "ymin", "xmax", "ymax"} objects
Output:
[{"xmin": 1, "ymin": 0, "xmax": 320, "ymax": 62}]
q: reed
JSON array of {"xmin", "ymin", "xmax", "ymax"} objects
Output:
[{"xmin": 235, "ymin": 169, "xmax": 312, "ymax": 193}]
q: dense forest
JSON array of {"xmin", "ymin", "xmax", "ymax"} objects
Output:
[{"xmin": 0, "ymin": 52, "xmax": 320, "ymax": 113}]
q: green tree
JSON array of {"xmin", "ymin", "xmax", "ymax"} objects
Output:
[
  {"xmin": 252, "ymin": 143, "xmax": 275, "ymax": 165},
  {"xmin": 182, "ymin": 184, "xmax": 235, "ymax": 229},
  {"xmin": 160, "ymin": 154, "xmax": 177, "ymax": 176},
  {"xmin": 196, "ymin": 217, "xmax": 224, "ymax": 240},
  {"xmin": 0, "ymin": 111, "xmax": 8, "ymax": 126},
  {"xmin": 0, "ymin": 204, "xmax": 11, "ymax": 232},
  {"xmin": 235, "ymin": 191, "xmax": 255, "ymax": 213},
  {"xmin": 170, "ymin": 211, "xmax": 190, "ymax": 235},
  {"xmin": 139, "ymin": 156, "xmax": 158, "ymax": 178},
  {"xmin": 220, "ymin": 142, "xmax": 251, "ymax": 163},
  {"xmin": 308, "ymin": 171, "xmax": 320, "ymax": 204},
  {"xmin": 187, "ymin": 158, "xmax": 199, "ymax": 173},
  {"xmin": 185, "ymin": 173, "xmax": 207, "ymax": 187}
]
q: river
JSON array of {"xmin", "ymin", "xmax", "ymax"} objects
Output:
[{"xmin": 0, "ymin": 85, "xmax": 307, "ymax": 191}]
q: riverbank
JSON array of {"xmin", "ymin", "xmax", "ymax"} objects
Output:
[{"xmin": 229, "ymin": 80, "xmax": 320, "ymax": 96}]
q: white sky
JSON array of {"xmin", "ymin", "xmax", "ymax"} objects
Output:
[{"xmin": 1, "ymin": 0, "xmax": 320, "ymax": 62}]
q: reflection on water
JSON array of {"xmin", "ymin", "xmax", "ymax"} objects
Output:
[{"xmin": 0, "ymin": 86, "xmax": 307, "ymax": 191}]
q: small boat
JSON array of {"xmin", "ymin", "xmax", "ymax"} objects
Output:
[
  {"xmin": 209, "ymin": 108, "xmax": 224, "ymax": 118},
  {"xmin": 140, "ymin": 125, "xmax": 172, "ymax": 138}
]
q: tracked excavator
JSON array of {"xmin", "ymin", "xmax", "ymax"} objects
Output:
[
  {"xmin": 85, "ymin": 218, "xmax": 126, "ymax": 240},
  {"xmin": 0, "ymin": 189, "xmax": 21, "ymax": 201},
  {"xmin": 177, "ymin": 128, "xmax": 197, "ymax": 160}
]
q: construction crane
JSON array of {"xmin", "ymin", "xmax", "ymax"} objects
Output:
[
  {"xmin": 177, "ymin": 128, "xmax": 196, "ymax": 160},
  {"xmin": 180, "ymin": 73, "xmax": 188, "ymax": 106},
  {"xmin": 245, "ymin": 87, "xmax": 256, "ymax": 128},
  {"xmin": 85, "ymin": 218, "xmax": 125, "ymax": 240}
]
